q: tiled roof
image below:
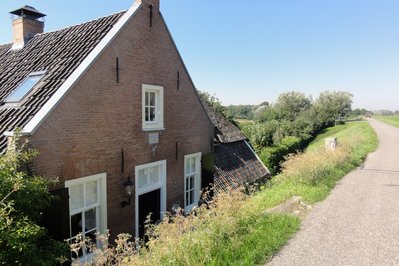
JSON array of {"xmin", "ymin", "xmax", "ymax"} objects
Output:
[
  {"xmin": 0, "ymin": 11, "xmax": 125, "ymax": 152},
  {"xmin": 201, "ymin": 100, "xmax": 246, "ymax": 143},
  {"xmin": 213, "ymin": 140, "xmax": 270, "ymax": 193}
]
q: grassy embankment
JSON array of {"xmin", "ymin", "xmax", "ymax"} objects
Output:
[
  {"xmin": 114, "ymin": 122, "xmax": 377, "ymax": 266},
  {"xmin": 373, "ymin": 116, "xmax": 399, "ymax": 128}
]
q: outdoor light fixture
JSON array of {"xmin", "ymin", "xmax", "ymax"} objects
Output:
[{"xmin": 121, "ymin": 176, "xmax": 133, "ymax": 207}]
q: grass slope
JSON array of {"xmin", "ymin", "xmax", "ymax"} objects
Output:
[
  {"xmin": 102, "ymin": 122, "xmax": 377, "ymax": 266},
  {"xmin": 373, "ymin": 116, "xmax": 399, "ymax": 128}
]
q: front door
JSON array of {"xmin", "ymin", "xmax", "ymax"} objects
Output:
[
  {"xmin": 138, "ymin": 189, "xmax": 161, "ymax": 239},
  {"xmin": 135, "ymin": 160, "xmax": 167, "ymax": 238}
]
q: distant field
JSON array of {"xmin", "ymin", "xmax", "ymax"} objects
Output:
[{"xmin": 374, "ymin": 116, "xmax": 399, "ymax": 128}]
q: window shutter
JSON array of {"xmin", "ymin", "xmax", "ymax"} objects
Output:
[
  {"xmin": 41, "ymin": 188, "xmax": 70, "ymax": 241},
  {"xmin": 201, "ymin": 153, "xmax": 215, "ymax": 189}
]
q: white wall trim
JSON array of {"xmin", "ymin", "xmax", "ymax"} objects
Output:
[{"xmin": 17, "ymin": 2, "xmax": 142, "ymax": 136}]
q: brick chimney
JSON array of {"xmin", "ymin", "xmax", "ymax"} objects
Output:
[{"xmin": 10, "ymin": 6, "xmax": 46, "ymax": 49}]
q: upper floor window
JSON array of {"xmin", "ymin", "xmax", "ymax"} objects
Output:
[
  {"xmin": 5, "ymin": 71, "xmax": 46, "ymax": 103},
  {"xmin": 142, "ymin": 84, "xmax": 164, "ymax": 130}
]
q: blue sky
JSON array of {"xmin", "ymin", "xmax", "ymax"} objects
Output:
[{"xmin": 1, "ymin": 1, "xmax": 399, "ymax": 110}]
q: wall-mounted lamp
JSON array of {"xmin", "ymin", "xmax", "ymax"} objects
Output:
[{"xmin": 121, "ymin": 176, "xmax": 133, "ymax": 207}]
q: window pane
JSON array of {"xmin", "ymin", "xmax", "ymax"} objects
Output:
[
  {"xmin": 190, "ymin": 158, "xmax": 196, "ymax": 173},
  {"xmin": 150, "ymin": 107, "xmax": 156, "ymax": 121},
  {"xmin": 145, "ymin": 107, "xmax": 149, "ymax": 121},
  {"xmin": 185, "ymin": 159, "xmax": 190, "ymax": 175},
  {"xmin": 6, "ymin": 73, "xmax": 44, "ymax": 102},
  {"xmin": 86, "ymin": 181, "xmax": 97, "ymax": 206},
  {"xmin": 190, "ymin": 176, "xmax": 195, "ymax": 190},
  {"xmin": 71, "ymin": 213, "xmax": 83, "ymax": 236},
  {"xmin": 145, "ymin": 92, "xmax": 149, "ymax": 106},
  {"xmin": 186, "ymin": 191, "xmax": 189, "ymax": 206},
  {"xmin": 85, "ymin": 208, "xmax": 97, "ymax": 232},
  {"xmin": 185, "ymin": 177, "xmax": 190, "ymax": 191},
  {"xmin": 138, "ymin": 169, "xmax": 146, "ymax": 188},
  {"xmin": 189, "ymin": 190, "xmax": 194, "ymax": 205},
  {"xmin": 150, "ymin": 92, "xmax": 155, "ymax": 106},
  {"xmin": 70, "ymin": 185, "xmax": 84, "ymax": 211},
  {"xmin": 149, "ymin": 166, "xmax": 159, "ymax": 184}
]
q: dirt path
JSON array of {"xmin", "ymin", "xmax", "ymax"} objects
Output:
[{"xmin": 268, "ymin": 119, "xmax": 399, "ymax": 266}]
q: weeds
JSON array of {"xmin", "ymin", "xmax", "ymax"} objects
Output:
[{"xmin": 69, "ymin": 122, "xmax": 377, "ymax": 265}]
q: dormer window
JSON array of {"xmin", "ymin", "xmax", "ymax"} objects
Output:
[{"xmin": 6, "ymin": 71, "xmax": 45, "ymax": 103}]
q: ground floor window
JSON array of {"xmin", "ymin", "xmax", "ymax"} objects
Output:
[
  {"xmin": 65, "ymin": 173, "xmax": 107, "ymax": 260},
  {"xmin": 184, "ymin": 153, "xmax": 201, "ymax": 213}
]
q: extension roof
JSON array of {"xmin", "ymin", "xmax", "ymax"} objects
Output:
[
  {"xmin": 213, "ymin": 140, "xmax": 270, "ymax": 193},
  {"xmin": 200, "ymin": 100, "xmax": 270, "ymax": 192},
  {"xmin": 200, "ymin": 100, "xmax": 246, "ymax": 143},
  {"xmin": 0, "ymin": 10, "xmax": 128, "ymax": 152}
]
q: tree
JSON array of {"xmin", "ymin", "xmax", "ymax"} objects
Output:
[
  {"xmin": 0, "ymin": 134, "xmax": 68, "ymax": 265},
  {"xmin": 314, "ymin": 91, "xmax": 353, "ymax": 126},
  {"xmin": 273, "ymin": 91, "xmax": 312, "ymax": 121}
]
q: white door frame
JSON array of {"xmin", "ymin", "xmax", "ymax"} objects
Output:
[{"xmin": 134, "ymin": 160, "xmax": 167, "ymax": 237}]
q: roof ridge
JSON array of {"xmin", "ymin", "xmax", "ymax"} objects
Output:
[{"xmin": 35, "ymin": 10, "xmax": 127, "ymax": 37}]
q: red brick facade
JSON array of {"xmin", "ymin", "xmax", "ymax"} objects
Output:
[{"xmin": 28, "ymin": 2, "xmax": 213, "ymax": 236}]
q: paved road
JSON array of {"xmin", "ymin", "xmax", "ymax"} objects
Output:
[{"xmin": 268, "ymin": 119, "xmax": 399, "ymax": 266}]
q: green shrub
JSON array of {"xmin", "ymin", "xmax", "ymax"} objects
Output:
[
  {"xmin": 0, "ymin": 136, "xmax": 68, "ymax": 265},
  {"xmin": 259, "ymin": 136, "xmax": 302, "ymax": 175}
]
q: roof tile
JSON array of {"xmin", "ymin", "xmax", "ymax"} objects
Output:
[{"xmin": 0, "ymin": 11, "xmax": 125, "ymax": 152}]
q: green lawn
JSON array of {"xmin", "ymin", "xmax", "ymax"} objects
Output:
[{"xmin": 374, "ymin": 116, "xmax": 399, "ymax": 128}]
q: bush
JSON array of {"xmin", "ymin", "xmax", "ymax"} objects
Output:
[
  {"xmin": 242, "ymin": 121, "xmax": 279, "ymax": 151},
  {"xmin": 259, "ymin": 136, "xmax": 302, "ymax": 175},
  {"xmin": 0, "ymin": 135, "xmax": 68, "ymax": 265}
]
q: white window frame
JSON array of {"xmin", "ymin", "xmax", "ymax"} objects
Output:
[
  {"xmin": 65, "ymin": 173, "xmax": 107, "ymax": 262},
  {"xmin": 142, "ymin": 84, "xmax": 164, "ymax": 131},
  {"xmin": 135, "ymin": 160, "xmax": 167, "ymax": 237},
  {"xmin": 184, "ymin": 152, "xmax": 202, "ymax": 213}
]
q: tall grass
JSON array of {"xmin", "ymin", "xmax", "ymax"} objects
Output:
[
  {"xmin": 253, "ymin": 121, "xmax": 378, "ymax": 210},
  {"xmin": 73, "ymin": 122, "xmax": 377, "ymax": 265}
]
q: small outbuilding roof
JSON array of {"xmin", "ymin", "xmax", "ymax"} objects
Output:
[
  {"xmin": 200, "ymin": 99, "xmax": 246, "ymax": 143},
  {"xmin": 200, "ymin": 98, "xmax": 270, "ymax": 192}
]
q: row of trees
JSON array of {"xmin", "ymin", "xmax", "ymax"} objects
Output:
[
  {"xmin": 200, "ymin": 90, "xmax": 353, "ymax": 174},
  {"xmin": 240, "ymin": 91, "xmax": 353, "ymax": 174}
]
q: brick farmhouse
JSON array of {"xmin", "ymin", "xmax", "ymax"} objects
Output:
[{"xmin": 0, "ymin": 0, "xmax": 268, "ymax": 259}]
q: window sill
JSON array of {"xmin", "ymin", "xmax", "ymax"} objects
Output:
[{"xmin": 142, "ymin": 127, "xmax": 165, "ymax": 132}]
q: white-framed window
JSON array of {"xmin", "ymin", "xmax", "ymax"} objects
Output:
[
  {"xmin": 184, "ymin": 153, "xmax": 201, "ymax": 213},
  {"xmin": 142, "ymin": 84, "xmax": 164, "ymax": 131},
  {"xmin": 6, "ymin": 71, "xmax": 46, "ymax": 103},
  {"xmin": 65, "ymin": 173, "xmax": 107, "ymax": 261}
]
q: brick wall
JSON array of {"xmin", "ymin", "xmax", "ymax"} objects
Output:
[
  {"xmin": 12, "ymin": 18, "xmax": 44, "ymax": 46},
  {"xmin": 29, "ymin": 3, "xmax": 213, "ymax": 237}
]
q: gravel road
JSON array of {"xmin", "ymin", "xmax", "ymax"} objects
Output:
[{"xmin": 268, "ymin": 119, "xmax": 399, "ymax": 266}]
